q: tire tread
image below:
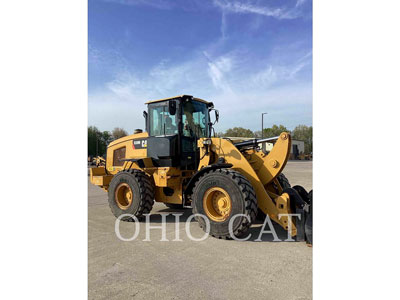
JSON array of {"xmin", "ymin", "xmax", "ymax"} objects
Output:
[
  {"xmin": 192, "ymin": 168, "xmax": 257, "ymax": 239},
  {"xmin": 108, "ymin": 169, "xmax": 154, "ymax": 222}
]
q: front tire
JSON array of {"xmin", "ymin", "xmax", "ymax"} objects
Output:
[
  {"xmin": 277, "ymin": 173, "xmax": 291, "ymax": 189},
  {"xmin": 305, "ymin": 190, "xmax": 313, "ymax": 245},
  {"xmin": 108, "ymin": 169, "xmax": 154, "ymax": 221},
  {"xmin": 192, "ymin": 169, "xmax": 257, "ymax": 239}
]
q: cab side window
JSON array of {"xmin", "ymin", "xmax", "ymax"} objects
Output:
[{"xmin": 149, "ymin": 104, "xmax": 178, "ymax": 136}]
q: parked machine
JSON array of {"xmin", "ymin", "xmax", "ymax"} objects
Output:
[
  {"xmin": 90, "ymin": 95, "xmax": 312, "ymax": 243},
  {"xmin": 92, "ymin": 156, "xmax": 106, "ymax": 167}
]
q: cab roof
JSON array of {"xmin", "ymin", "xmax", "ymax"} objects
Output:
[{"xmin": 145, "ymin": 95, "xmax": 213, "ymax": 106}]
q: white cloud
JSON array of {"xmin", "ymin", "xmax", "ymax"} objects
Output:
[
  {"xmin": 250, "ymin": 62, "xmax": 309, "ymax": 87},
  {"xmin": 213, "ymin": 0, "xmax": 283, "ymax": 18},
  {"xmin": 221, "ymin": 10, "xmax": 227, "ymax": 39},
  {"xmin": 296, "ymin": 0, "xmax": 307, "ymax": 8},
  {"xmin": 104, "ymin": 57, "xmax": 211, "ymax": 101},
  {"xmin": 209, "ymin": 81, "xmax": 312, "ymax": 133},
  {"xmin": 248, "ymin": 50, "xmax": 312, "ymax": 88},
  {"xmin": 89, "ymin": 48, "xmax": 312, "ymax": 133},
  {"xmin": 213, "ymin": 0, "xmax": 307, "ymax": 20},
  {"xmin": 102, "ymin": 0, "xmax": 309, "ymax": 19},
  {"xmin": 203, "ymin": 51, "xmax": 234, "ymax": 92},
  {"xmin": 213, "ymin": 0, "xmax": 310, "ymax": 41}
]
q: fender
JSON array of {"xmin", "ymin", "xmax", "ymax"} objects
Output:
[{"xmin": 184, "ymin": 162, "xmax": 233, "ymax": 201}]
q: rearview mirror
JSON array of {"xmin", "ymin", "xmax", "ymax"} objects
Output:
[
  {"xmin": 168, "ymin": 101, "xmax": 176, "ymax": 115},
  {"xmin": 143, "ymin": 111, "xmax": 148, "ymax": 131},
  {"xmin": 209, "ymin": 109, "xmax": 219, "ymax": 125}
]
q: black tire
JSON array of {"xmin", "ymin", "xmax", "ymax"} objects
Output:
[
  {"xmin": 192, "ymin": 169, "xmax": 257, "ymax": 239},
  {"xmin": 292, "ymin": 185, "xmax": 311, "ymax": 205},
  {"xmin": 108, "ymin": 169, "xmax": 154, "ymax": 221},
  {"xmin": 305, "ymin": 190, "xmax": 313, "ymax": 245},
  {"xmin": 277, "ymin": 173, "xmax": 291, "ymax": 189}
]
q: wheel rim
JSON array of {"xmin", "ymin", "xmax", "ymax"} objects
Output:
[
  {"xmin": 115, "ymin": 183, "xmax": 133, "ymax": 210},
  {"xmin": 203, "ymin": 187, "xmax": 232, "ymax": 222}
]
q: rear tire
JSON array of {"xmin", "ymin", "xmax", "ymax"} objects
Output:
[
  {"xmin": 108, "ymin": 169, "xmax": 154, "ymax": 221},
  {"xmin": 192, "ymin": 169, "xmax": 257, "ymax": 239}
]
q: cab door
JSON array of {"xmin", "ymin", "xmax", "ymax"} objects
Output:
[
  {"xmin": 180, "ymin": 100, "xmax": 209, "ymax": 170},
  {"xmin": 147, "ymin": 101, "xmax": 180, "ymax": 167}
]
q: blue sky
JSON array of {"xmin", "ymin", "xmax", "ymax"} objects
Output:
[{"xmin": 88, "ymin": 0, "xmax": 312, "ymax": 133}]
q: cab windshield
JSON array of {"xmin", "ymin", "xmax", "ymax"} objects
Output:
[{"xmin": 182, "ymin": 100, "xmax": 209, "ymax": 138}]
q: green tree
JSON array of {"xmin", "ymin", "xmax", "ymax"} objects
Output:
[
  {"xmin": 88, "ymin": 126, "xmax": 101, "ymax": 156},
  {"xmin": 262, "ymin": 125, "xmax": 289, "ymax": 138},
  {"xmin": 88, "ymin": 127, "xmax": 113, "ymax": 157},
  {"xmin": 99, "ymin": 130, "xmax": 112, "ymax": 155},
  {"xmin": 222, "ymin": 127, "xmax": 255, "ymax": 137},
  {"xmin": 292, "ymin": 125, "xmax": 313, "ymax": 154},
  {"xmin": 112, "ymin": 127, "xmax": 128, "ymax": 140},
  {"xmin": 102, "ymin": 131, "xmax": 113, "ymax": 145}
]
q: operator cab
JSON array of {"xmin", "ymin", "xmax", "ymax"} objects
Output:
[{"xmin": 144, "ymin": 95, "xmax": 217, "ymax": 170}]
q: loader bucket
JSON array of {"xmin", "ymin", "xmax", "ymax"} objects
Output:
[{"xmin": 90, "ymin": 167, "xmax": 113, "ymax": 188}]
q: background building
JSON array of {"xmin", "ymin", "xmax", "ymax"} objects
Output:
[{"xmin": 264, "ymin": 139, "xmax": 305, "ymax": 157}]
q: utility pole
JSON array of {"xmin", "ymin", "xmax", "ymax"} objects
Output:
[{"xmin": 261, "ymin": 112, "xmax": 268, "ymax": 139}]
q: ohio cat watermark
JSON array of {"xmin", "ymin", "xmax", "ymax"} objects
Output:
[{"xmin": 115, "ymin": 213, "xmax": 301, "ymax": 242}]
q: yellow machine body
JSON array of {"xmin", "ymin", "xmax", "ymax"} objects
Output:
[
  {"xmin": 91, "ymin": 131, "xmax": 195, "ymax": 206},
  {"xmin": 90, "ymin": 131, "xmax": 296, "ymax": 235}
]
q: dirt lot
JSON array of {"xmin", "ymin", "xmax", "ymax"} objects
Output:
[{"xmin": 88, "ymin": 161, "xmax": 312, "ymax": 300}]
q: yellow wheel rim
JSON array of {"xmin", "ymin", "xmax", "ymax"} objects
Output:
[
  {"xmin": 115, "ymin": 183, "xmax": 133, "ymax": 210},
  {"xmin": 203, "ymin": 187, "xmax": 232, "ymax": 222}
]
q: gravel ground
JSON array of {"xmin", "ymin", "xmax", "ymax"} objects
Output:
[{"xmin": 88, "ymin": 161, "xmax": 313, "ymax": 300}]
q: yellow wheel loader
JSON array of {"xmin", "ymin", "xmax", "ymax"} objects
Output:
[
  {"xmin": 89, "ymin": 95, "xmax": 312, "ymax": 243},
  {"xmin": 93, "ymin": 156, "xmax": 106, "ymax": 167}
]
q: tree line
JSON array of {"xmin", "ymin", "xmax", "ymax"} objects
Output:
[
  {"xmin": 217, "ymin": 124, "xmax": 313, "ymax": 154},
  {"xmin": 88, "ymin": 124, "xmax": 312, "ymax": 156},
  {"xmin": 88, "ymin": 126, "xmax": 128, "ymax": 157}
]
